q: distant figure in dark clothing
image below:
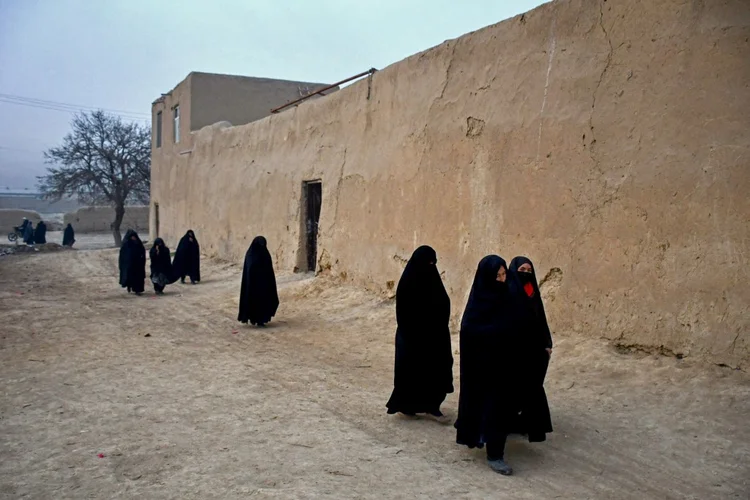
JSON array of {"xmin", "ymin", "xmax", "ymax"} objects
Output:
[
  {"xmin": 455, "ymin": 255, "xmax": 518, "ymax": 475},
  {"xmin": 172, "ymin": 229, "xmax": 200, "ymax": 284},
  {"xmin": 22, "ymin": 221, "xmax": 34, "ymax": 245},
  {"xmin": 119, "ymin": 230, "xmax": 146, "ymax": 295},
  {"xmin": 150, "ymin": 238, "xmax": 176, "ymax": 295},
  {"xmin": 238, "ymin": 236, "xmax": 279, "ymax": 326},
  {"xmin": 507, "ymin": 256, "xmax": 553, "ymax": 443},
  {"xmin": 62, "ymin": 224, "xmax": 76, "ymax": 247},
  {"xmin": 386, "ymin": 245, "xmax": 453, "ymax": 417},
  {"xmin": 34, "ymin": 221, "xmax": 47, "ymax": 244}
]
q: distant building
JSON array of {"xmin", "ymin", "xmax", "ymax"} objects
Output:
[{"xmin": 151, "ymin": 71, "xmax": 338, "ymax": 153}]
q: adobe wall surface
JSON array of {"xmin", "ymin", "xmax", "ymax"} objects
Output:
[
  {"xmin": 150, "ymin": 0, "xmax": 750, "ymax": 368},
  {"xmin": 64, "ymin": 206, "xmax": 149, "ymax": 233}
]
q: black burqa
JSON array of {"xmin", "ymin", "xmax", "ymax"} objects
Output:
[
  {"xmin": 34, "ymin": 221, "xmax": 47, "ymax": 244},
  {"xmin": 238, "ymin": 236, "xmax": 279, "ymax": 325},
  {"xmin": 455, "ymin": 255, "xmax": 520, "ymax": 449},
  {"xmin": 507, "ymin": 256, "xmax": 553, "ymax": 441},
  {"xmin": 62, "ymin": 224, "xmax": 75, "ymax": 246},
  {"xmin": 119, "ymin": 230, "xmax": 146, "ymax": 294},
  {"xmin": 23, "ymin": 222, "xmax": 34, "ymax": 244},
  {"xmin": 386, "ymin": 246, "xmax": 454, "ymax": 416},
  {"xmin": 172, "ymin": 230, "xmax": 200, "ymax": 283},
  {"xmin": 150, "ymin": 238, "xmax": 176, "ymax": 292}
]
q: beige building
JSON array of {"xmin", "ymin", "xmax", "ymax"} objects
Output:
[
  {"xmin": 151, "ymin": 71, "xmax": 337, "ymax": 157},
  {"xmin": 150, "ymin": 0, "xmax": 750, "ymax": 369}
]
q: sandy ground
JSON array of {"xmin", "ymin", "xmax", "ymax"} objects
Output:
[
  {"xmin": 45, "ymin": 232, "xmax": 130, "ymax": 251},
  {"xmin": 5, "ymin": 232, "xmax": 129, "ymax": 252},
  {"xmin": 0, "ymin": 249, "xmax": 748, "ymax": 499}
]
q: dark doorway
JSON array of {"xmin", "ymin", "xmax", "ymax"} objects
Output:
[{"xmin": 303, "ymin": 181, "xmax": 322, "ymax": 272}]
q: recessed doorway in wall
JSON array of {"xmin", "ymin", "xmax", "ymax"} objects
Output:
[{"xmin": 299, "ymin": 181, "xmax": 322, "ymax": 272}]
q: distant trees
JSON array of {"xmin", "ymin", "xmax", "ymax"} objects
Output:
[{"xmin": 38, "ymin": 111, "xmax": 150, "ymax": 246}]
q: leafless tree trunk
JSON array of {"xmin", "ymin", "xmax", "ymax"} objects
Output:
[{"xmin": 112, "ymin": 202, "xmax": 125, "ymax": 247}]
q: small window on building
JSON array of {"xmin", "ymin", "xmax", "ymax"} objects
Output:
[
  {"xmin": 173, "ymin": 105, "xmax": 180, "ymax": 144},
  {"xmin": 155, "ymin": 111, "xmax": 162, "ymax": 148}
]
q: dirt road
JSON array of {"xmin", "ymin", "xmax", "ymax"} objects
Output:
[{"xmin": 0, "ymin": 249, "xmax": 748, "ymax": 499}]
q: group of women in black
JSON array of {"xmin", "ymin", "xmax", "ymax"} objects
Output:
[
  {"xmin": 118, "ymin": 229, "xmax": 202, "ymax": 295},
  {"xmin": 19, "ymin": 219, "xmax": 49, "ymax": 245},
  {"xmin": 17, "ymin": 218, "xmax": 75, "ymax": 246},
  {"xmin": 386, "ymin": 246, "xmax": 553, "ymax": 476},
  {"xmin": 116, "ymin": 230, "xmax": 279, "ymax": 328},
  {"xmin": 117, "ymin": 233, "xmax": 550, "ymax": 475}
]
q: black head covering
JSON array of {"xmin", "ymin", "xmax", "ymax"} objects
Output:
[
  {"xmin": 395, "ymin": 245, "xmax": 449, "ymax": 327},
  {"xmin": 63, "ymin": 224, "xmax": 75, "ymax": 246},
  {"xmin": 119, "ymin": 230, "xmax": 146, "ymax": 292},
  {"xmin": 121, "ymin": 229, "xmax": 136, "ymax": 247},
  {"xmin": 508, "ymin": 256, "xmax": 552, "ymax": 350},
  {"xmin": 460, "ymin": 255, "xmax": 509, "ymax": 331},
  {"xmin": 386, "ymin": 246, "xmax": 453, "ymax": 415},
  {"xmin": 172, "ymin": 229, "xmax": 201, "ymax": 282},
  {"xmin": 238, "ymin": 236, "xmax": 279, "ymax": 325}
]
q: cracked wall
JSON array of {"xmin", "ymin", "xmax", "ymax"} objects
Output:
[{"xmin": 150, "ymin": 0, "xmax": 750, "ymax": 368}]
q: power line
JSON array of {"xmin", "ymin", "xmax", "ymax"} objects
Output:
[
  {"xmin": 0, "ymin": 98, "xmax": 149, "ymax": 122},
  {"xmin": 0, "ymin": 93, "xmax": 150, "ymax": 121},
  {"xmin": 0, "ymin": 93, "xmax": 150, "ymax": 116}
]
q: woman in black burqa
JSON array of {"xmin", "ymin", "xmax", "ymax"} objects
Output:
[
  {"xmin": 150, "ymin": 238, "xmax": 176, "ymax": 295},
  {"xmin": 454, "ymin": 255, "xmax": 520, "ymax": 475},
  {"xmin": 23, "ymin": 221, "xmax": 34, "ymax": 245},
  {"xmin": 119, "ymin": 229, "xmax": 146, "ymax": 295},
  {"xmin": 507, "ymin": 256, "xmax": 553, "ymax": 443},
  {"xmin": 386, "ymin": 246, "xmax": 453, "ymax": 417},
  {"xmin": 238, "ymin": 236, "xmax": 279, "ymax": 326},
  {"xmin": 34, "ymin": 221, "xmax": 47, "ymax": 244},
  {"xmin": 62, "ymin": 224, "xmax": 75, "ymax": 247},
  {"xmin": 172, "ymin": 229, "xmax": 200, "ymax": 284}
]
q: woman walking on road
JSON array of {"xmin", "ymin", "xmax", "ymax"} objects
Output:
[
  {"xmin": 119, "ymin": 230, "xmax": 146, "ymax": 295},
  {"xmin": 238, "ymin": 236, "xmax": 279, "ymax": 327},
  {"xmin": 386, "ymin": 245, "xmax": 453, "ymax": 418},
  {"xmin": 150, "ymin": 238, "xmax": 176, "ymax": 295}
]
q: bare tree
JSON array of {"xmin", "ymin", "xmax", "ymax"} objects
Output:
[{"xmin": 39, "ymin": 111, "xmax": 151, "ymax": 246}]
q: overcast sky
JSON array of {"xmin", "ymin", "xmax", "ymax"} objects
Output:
[{"xmin": 0, "ymin": 0, "xmax": 547, "ymax": 189}]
